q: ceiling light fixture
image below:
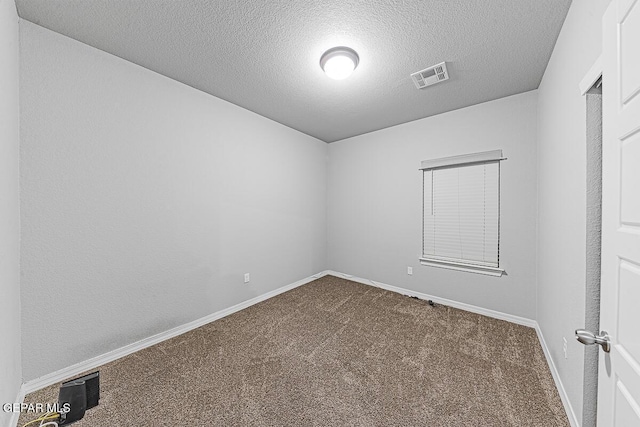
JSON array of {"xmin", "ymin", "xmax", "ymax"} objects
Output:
[{"xmin": 320, "ymin": 47, "xmax": 359, "ymax": 80}]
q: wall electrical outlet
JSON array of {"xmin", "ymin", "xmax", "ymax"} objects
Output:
[
  {"xmin": 244, "ymin": 273, "xmax": 250, "ymax": 284},
  {"xmin": 407, "ymin": 266, "xmax": 413, "ymax": 275},
  {"xmin": 563, "ymin": 337, "xmax": 568, "ymax": 359}
]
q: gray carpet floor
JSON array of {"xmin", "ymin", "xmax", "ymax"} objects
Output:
[{"xmin": 19, "ymin": 275, "xmax": 569, "ymax": 426}]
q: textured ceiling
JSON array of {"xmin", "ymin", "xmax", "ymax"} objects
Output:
[{"xmin": 16, "ymin": 0, "xmax": 571, "ymax": 143}]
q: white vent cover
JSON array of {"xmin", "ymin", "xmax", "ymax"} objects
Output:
[{"xmin": 411, "ymin": 62, "xmax": 449, "ymax": 89}]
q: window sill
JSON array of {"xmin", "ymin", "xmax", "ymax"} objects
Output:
[{"xmin": 419, "ymin": 257, "xmax": 505, "ymax": 277}]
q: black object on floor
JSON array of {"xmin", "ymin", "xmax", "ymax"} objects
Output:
[{"xmin": 58, "ymin": 371, "xmax": 100, "ymax": 425}]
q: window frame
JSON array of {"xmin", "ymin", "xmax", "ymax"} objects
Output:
[{"xmin": 419, "ymin": 150, "xmax": 506, "ymax": 277}]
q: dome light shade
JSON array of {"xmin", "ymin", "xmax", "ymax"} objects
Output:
[{"xmin": 320, "ymin": 47, "xmax": 359, "ymax": 80}]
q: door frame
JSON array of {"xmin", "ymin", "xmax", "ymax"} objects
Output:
[
  {"xmin": 579, "ymin": 56, "xmax": 604, "ymax": 427},
  {"xmin": 580, "ymin": 55, "xmax": 603, "ymax": 96}
]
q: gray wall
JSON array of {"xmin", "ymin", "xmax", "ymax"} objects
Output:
[
  {"xmin": 582, "ymin": 88, "xmax": 602, "ymax": 427},
  {"xmin": 19, "ymin": 22, "xmax": 327, "ymax": 381},
  {"xmin": 536, "ymin": 0, "xmax": 611, "ymax": 424},
  {"xmin": 327, "ymin": 91, "xmax": 538, "ymax": 320},
  {"xmin": 0, "ymin": 0, "xmax": 22, "ymax": 424}
]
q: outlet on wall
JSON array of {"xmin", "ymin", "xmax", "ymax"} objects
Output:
[
  {"xmin": 563, "ymin": 337, "xmax": 568, "ymax": 359},
  {"xmin": 244, "ymin": 273, "xmax": 250, "ymax": 284},
  {"xmin": 407, "ymin": 266, "xmax": 413, "ymax": 275}
]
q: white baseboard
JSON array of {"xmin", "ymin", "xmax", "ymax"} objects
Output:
[
  {"xmin": 327, "ymin": 270, "xmax": 578, "ymax": 426},
  {"xmin": 8, "ymin": 384, "xmax": 25, "ymax": 427},
  {"xmin": 22, "ymin": 271, "xmax": 330, "ymax": 395},
  {"xmin": 17, "ymin": 270, "xmax": 578, "ymax": 427},
  {"xmin": 326, "ymin": 270, "xmax": 536, "ymax": 327},
  {"xmin": 534, "ymin": 324, "xmax": 580, "ymax": 427}
]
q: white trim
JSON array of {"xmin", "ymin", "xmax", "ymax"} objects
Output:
[
  {"xmin": 22, "ymin": 271, "xmax": 330, "ymax": 394},
  {"xmin": 419, "ymin": 257, "xmax": 505, "ymax": 277},
  {"xmin": 420, "ymin": 149, "xmax": 504, "ymax": 170},
  {"xmin": 8, "ymin": 385, "xmax": 26, "ymax": 427},
  {"xmin": 534, "ymin": 324, "xmax": 580, "ymax": 427},
  {"xmin": 580, "ymin": 54, "xmax": 603, "ymax": 95},
  {"xmin": 326, "ymin": 270, "xmax": 534, "ymax": 327},
  {"xmin": 15, "ymin": 270, "xmax": 578, "ymax": 427}
]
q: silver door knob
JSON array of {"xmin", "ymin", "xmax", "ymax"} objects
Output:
[{"xmin": 575, "ymin": 329, "xmax": 611, "ymax": 353}]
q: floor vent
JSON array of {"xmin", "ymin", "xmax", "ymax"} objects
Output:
[{"xmin": 411, "ymin": 62, "xmax": 449, "ymax": 89}]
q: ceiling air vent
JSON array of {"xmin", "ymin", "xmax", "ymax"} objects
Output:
[{"xmin": 411, "ymin": 62, "xmax": 449, "ymax": 89}]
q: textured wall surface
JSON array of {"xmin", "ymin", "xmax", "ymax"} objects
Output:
[
  {"xmin": 327, "ymin": 91, "xmax": 538, "ymax": 320},
  {"xmin": 15, "ymin": 0, "xmax": 570, "ymax": 142},
  {"xmin": 582, "ymin": 90, "xmax": 602, "ymax": 427},
  {"xmin": 20, "ymin": 22, "xmax": 327, "ymax": 382},
  {"xmin": 536, "ymin": 1, "xmax": 611, "ymax": 424},
  {"xmin": 0, "ymin": 0, "xmax": 22, "ymax": 423}
]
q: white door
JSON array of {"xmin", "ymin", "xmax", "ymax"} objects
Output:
[{"xmin": 597, "ymin": 0, "xmax": 640, "ymax": 425}]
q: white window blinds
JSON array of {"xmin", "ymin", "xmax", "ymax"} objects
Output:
[{"xmin": 421, "ymin": 150, "xmax": 504, "ymax": 276}]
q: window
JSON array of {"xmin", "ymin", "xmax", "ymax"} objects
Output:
[{"xmin": 420, "ymin": 150, "xmax": 505, "ymax": 276}]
